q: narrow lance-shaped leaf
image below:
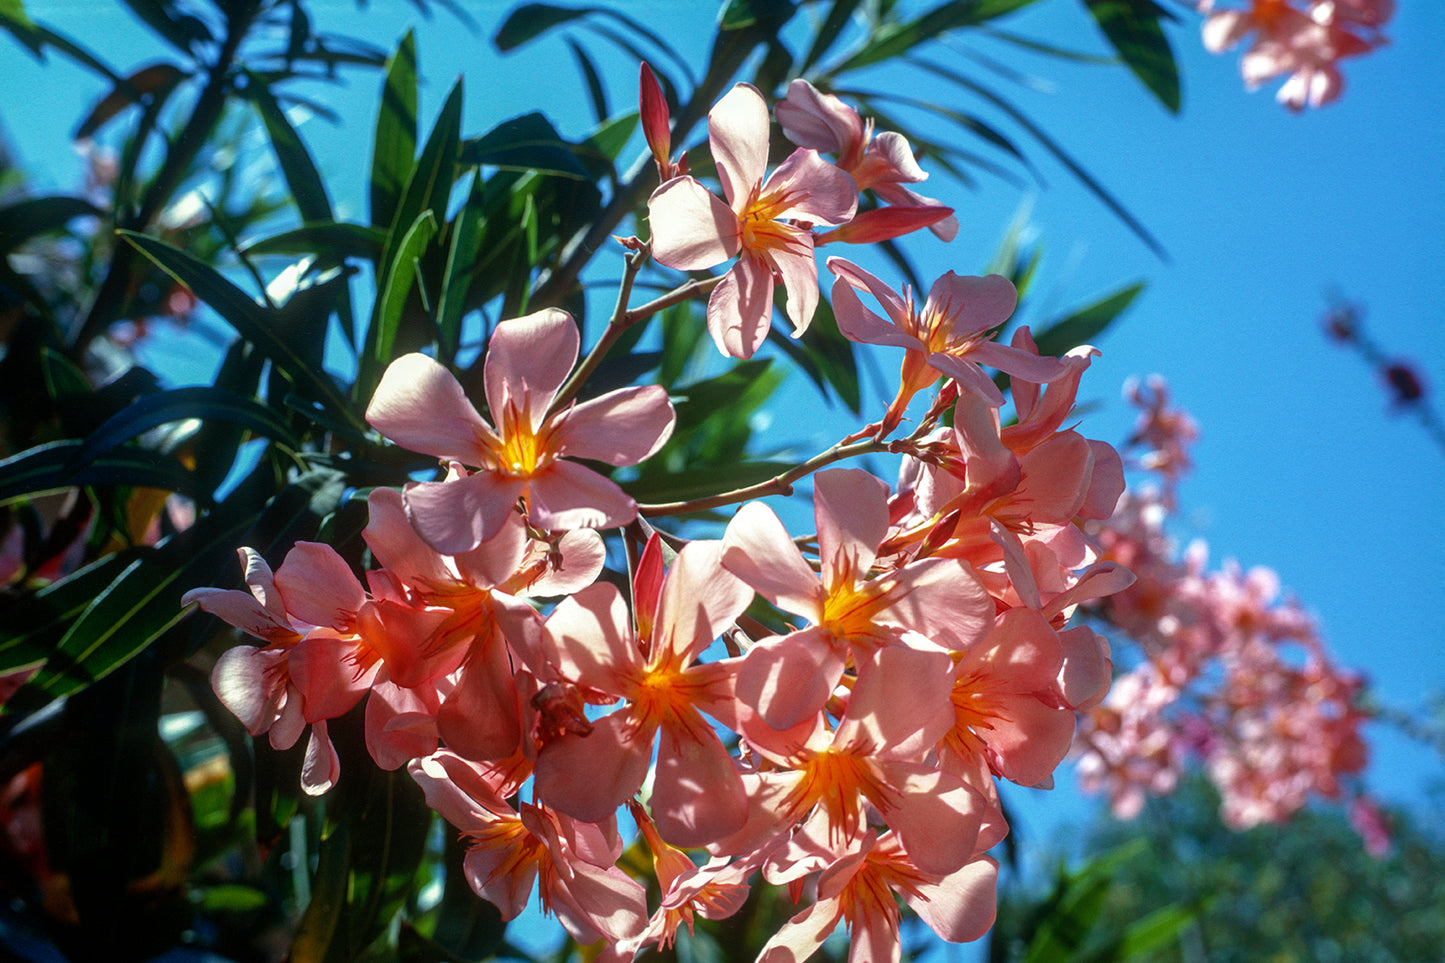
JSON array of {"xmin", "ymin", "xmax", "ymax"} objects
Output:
[
  {"xmin": 243, "ymin": 222, "xmax": 386, "ymax": 262},
  {"xmin": 798, "ymin": 0, "xmax": 865, "ymax": 75},
  {"xmin": 61, "ymin": 386, "xmax": 302, "ymax": 477},
  {"xmin": 1083, "ymin": 0, "xmax": 1181, "ymax": 113},
  {"xmin": 19, "ymin": 504, "xmax": 255, "ymax": 705},
  {"xmin": 372, "ymin": 210, "xmax": 437, "ymax": 365},
  {"xmin": 359, "ymin": 79, "xmax": 462, "ymax": 393},
  {"xmin": 459, "ymin": 111, "xmax": 588, "ymax": 179},
  {"xmin": 0, "ymin": 441, "xmax": 202, "ymax": 507},
  {"xmin": 434, "ymin": 172, "xmax": 487, "ymax": 363},
  {"xmin": 565, "ymin": 37, "xmax": 609, "ymax": 125},
  {"xmin": 1030, "ymin": 281, "xmax": 1143, "ymax": 358},
  {"xmin": 831, "ymin": 0, "xmax": 1043, "ymax": 73},
  {"xmin": 370, "ymin": 30, "xmax": 417, "ymax": 231},
  {"xmin": 119, "ymin": 232, "xmax": 363, "ymax": 433},
  {"xmin": 74, "ymin": 62, "xmax": 187, "ymax": 140},
  {"xmin": 0, "ymin": 550, "xmax": 143, "ymax": 677},
  {"xmin": 907, "ymin": 56, "xmax": 1169, "ymax": 259},
  {"xmin": 0, "ymin": 196, "xmax": 103, "ymax": 256},
  {"xmin": 244, "ymin": 67, "xmax": 335, "ymax": 222}
]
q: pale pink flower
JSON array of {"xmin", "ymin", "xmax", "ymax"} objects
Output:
[
  {"xmin": 185, "ymin": 544, "xmax": 390, "ymax": 794},
  {"xmin": 758, "ymin": 832, "xmax": 997, "ymax": 963},
  {"xmin": 708, "ymin": 642, "xmax": 988, "ymax": 882},
  {"xmin": 409, "ymin": 750, "xmax": 647, "ymax": 944},
  {"xmin": 532, "ymin": 537, "xmax": 754, "ymax": 847},
  {"xmin": 647, "ymin": 83, "xmax": 857, "ymax": 359},
  {"xmin": 938, "ymin": 609, "xmax": 1078, "ymax": 795},
  {"xmin": 361, "ymin": 485, "xmax": 602, "ymax": 762},
  {"xmin": 1200, "ymin": 0, "xmax": 1375, "ymax": 110},
  {"xmin": 366, "ymin": 308, "xmax": 674, "ymax": 553},
  {"xmin": 828, "ymin": 257, "xmax": 1066, "ymax": 436},
  {"xmin": 721, "ymin": 468, "xmax": 993, "ymax": 732},
  {"xmin": 776, "ymin": 78, "xmax": 958, "ymax": 242}
]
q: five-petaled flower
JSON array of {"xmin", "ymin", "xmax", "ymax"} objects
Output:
[
  {"xmin": 366, "ymin": 308, "xmax": 675, "ymax": 554},
  {"xmin": 647, "ymin": 82, "xmax": 857, "ymax": 360}
]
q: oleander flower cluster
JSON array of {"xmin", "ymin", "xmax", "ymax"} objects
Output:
[
  {"xmin": 1076, "ymin": 377, "xmax": 1376, "ymax": 837},
  {"xmin": 1196, "ymin": 0, "xmax": 1393, "ymax": 110},
  {"xmin": 182, "ymin": 76, "xmax": 1128, "ymax": 958}
]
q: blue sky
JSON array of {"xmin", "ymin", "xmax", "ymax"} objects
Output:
[{"xmin": 3, "ymin": 0, "xmax": 1441, "ymax": 912}]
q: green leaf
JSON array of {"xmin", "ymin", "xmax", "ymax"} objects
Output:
[
  {"xmin": 370, "ymin": 30, "xmax": 418, "ymax": 230},
  {"xmin": 372, "ymin": 210, "xmax": 437, "ymax": 365},
  {"xmin": 799, "ymin": 0, "xmax": 865, "ymax": 74},
  {"xmin": 833, "ymin": 0, "xmax": 1041, "ymax": 73},
  {"xmin": 1083, "ymin": 0, "xmax": 1181, "ymax": 113},
  {"xmin": 0, "ymin": 196, "xmax": 102, "ymax": 256},
  {"xmin": 626, "ymin": 461, "xmax": 797, "ymax": 505},
  {"xmin": 291, "ymin": 816, "xmax": 352, "ymax": 963},
  {"xmin": 493, "ymin": 3, "xmax": 591, "ymax": 50},
  {"xmin": 907, "ymin": 57, "xmax": 1169, "ymax": 259},
  {"xmin": 435, "ymin": 173, "xmax": 487, "ymax": 361},
  {"xmin": 340, "ymin": 769, "xmax": 433, "ymax": 955},
  {"xmin": 768, "ymin": 294, "xmax": 861, "ymax": 414},
  {"xmin": 244, "ymin": 68, "xmax": 334, "ymax": 222},
  {"xmin": 74, "ymin": 62, "xmax": 186, "ymax": 140},
  {"xmin": 19, "ymin": 507, "xmax": 253, "ymax": 704},
  {"xmin": 1112, "ymin": 901, "xmax": 1203, "ymax": 959},
  {"xmin": 117, "ymin": 0, "xmax": 211, "ymax": 53},
  {"xmin": 0, "ymin": 550, "xmax": 142, "ymax": 675},
  {"xmin": 669, "ymin": 360, "xmax": 775, "ymax": 439},
  {"xmin": 242, "ymin": 222, "xmax": 386, "ymax": 262},
  {"xmin": 119, "ymin": 232, "xmax": 362, "ymax": 433},
  {"xmin": 0, "ymin": 441, "xmax": 200, "ymax": 506},
  {"xmin": 62, "ymin": 386, "xmax": 301, "ymax": 477},
  {"xmin": 719, "ymin": 0, "xmax": 796, "ymax": 30},
  {"xmin": 1031, "ymin": 281, "xmax": 1143, "ymax": 358},
  {"xmin": 565, "ymin": 37, "xmax": 608, "ymax": 126},
  {"xmin": 459, "ymin": 111, "xmax": 588, "ymax": 179}
]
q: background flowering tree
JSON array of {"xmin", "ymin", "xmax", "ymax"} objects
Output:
[{"xmin": 0, "ymin": 1, "xmax": 1433, "ymax": 962}]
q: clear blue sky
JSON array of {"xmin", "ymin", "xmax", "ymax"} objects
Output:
[{"xmin": 3, "ymin": 0, "xmax": 1441, "ymax": 919}]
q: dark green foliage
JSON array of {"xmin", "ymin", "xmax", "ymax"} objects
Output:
[
  {"xmin": 0, "ymin": 1, "xmax": 1205, "ymax": 960},
  {"xmin": 1035, "ymin": 777, "xmax": 1445, "ymax": 963}
]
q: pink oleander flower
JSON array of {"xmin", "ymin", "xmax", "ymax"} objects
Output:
[
  {"xmin": 938, "ymin": 608, "xmax": 1079, "ymax": 798},
  {"xmin": 1200, "ymin": 0, "xmax": 1377, "ymax": 110},
  {"xmin": 360, "ymin": 486, "xmax": 603, "ymax": 762},
  {"xmin": 366, "ymin": 308, "xmax": 675, "ymax": 554},
  {"xmin": 647, "ymin": 82, "xmax": 857, "ymax": 359},
  {"xmin": 721, "ymin": 468, "xmax": 993, "ymax": 732},
  {"xmin": 724, "ymin": 642, "xmax": 990, "ymax": 881},
  {"xmin": 758, "ymin": 831, "xmax": 997, "ymax": 963},
  {"xmin": 828, "ymin": 257, "xmax": 1066, "ymax": 436},
  {"xmin": 185, "ymin": 544, "xmax": 393, "ymax": 794},
  {"xmin": 776, "ymin": 78, "xmax": 958, "ymax": 242},
  {"xmin": 410, "ymin": 750, "xmax": 648, "ymax": 945},
  {"xmin": 532, "ymin": 536, "xmax": 754, "ymax": 847}
]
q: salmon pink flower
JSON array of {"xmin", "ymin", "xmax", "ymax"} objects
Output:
[
  {"xmin": 366, "ymin": 308, "xmax": 675, "ymax": 554},
  {"xmin": 721, "ymin": 469, "xmax": 993, "ymax": 732},
  {"xmin": 410, "ymin": 750, "xmax": 647, "ymax": 944},
  {"xmin": 185, "ymin": 543, "xmax": 393, "ymax": 794},
  {"xmin": 1200, "ymin": 0, "xmax": 1377, "ymax": 110},
  {"xmin": 776, "ymin": 78, "xmax": 958, "ymax": 242},
  {"xmin": 647, "ymin": 83, "xmax": 857, "ymax": 359},
  {"xmin": 532, "ymin": 537, "xmax": 754, "ymax": 847},
  {"xmin": 828, "ymin": 257, "xmax": 1066, "ymax": 436},
  {"xmin": 758, "ymin": 831, "xmax": 997, "ymax": 963}
]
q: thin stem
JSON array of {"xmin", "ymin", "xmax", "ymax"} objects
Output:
[
  {"xmin": 550, "ymin": 248, "xmax": 644, "ymax": 414},
  {"xmin": 638, "ymin": 436, "xmax": 889, "ymax": 518},
  {"xmin": 548, "ymin": 255, "xmax": 722, "ymax": 415}
]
